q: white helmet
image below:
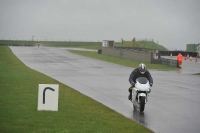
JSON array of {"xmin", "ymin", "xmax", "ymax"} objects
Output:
[{"xmin": 139, "ymin": 63, "xmax": 146, "ymax": 74}]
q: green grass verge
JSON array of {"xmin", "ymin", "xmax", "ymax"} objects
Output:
[
  {"xmin": 0, "ymin": 46, "xmax": 153, "ymax": 133},
  {"xmin": 69, "ymin": 50, "xmax": 178, "ymax": 70},
  {"xmin": 0, "ymin": 40, "xmax": 102, "ymax": 50},
  {"xmin": 0, "ymin": 39, "xmax": 168, "ymax": 51},
  {"xmin": 115, "ymin": 41, "xmax": 168, "ymax": 51}
]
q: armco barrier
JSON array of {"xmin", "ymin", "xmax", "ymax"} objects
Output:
[{"xmin": 160, "ymin": 57, "xmax": 177, "ymax": 67}]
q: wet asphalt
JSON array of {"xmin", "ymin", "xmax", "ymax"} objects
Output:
[{"xmin": 10, "ymin": 46, "xmax": 200, "ymax": 133}]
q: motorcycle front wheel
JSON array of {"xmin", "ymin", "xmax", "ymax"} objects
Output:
[{"xmin": 139, "ymin": 96, "xmax": 145, "ymax": 112}]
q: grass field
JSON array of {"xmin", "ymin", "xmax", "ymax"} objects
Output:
[
  {"xmin": 0, "ymin": 40, "xmax": 102, "ymax": 50},
  {"xmin": 115, "ymin": 40, "xmax": 168, "ymax": 51},
  {"xmin": 0, "ymin": 46, "xmax": 153, "ymax": 133},
  {"xmin": 0, "ymin": 39, "xmax": 168, "ymax": 51}
]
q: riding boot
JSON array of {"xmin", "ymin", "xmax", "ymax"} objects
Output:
[{"xmin": 128, "ymin": 87, "xmax": 132, "ymax": 100}]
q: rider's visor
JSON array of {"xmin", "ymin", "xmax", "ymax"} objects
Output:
[{"xmin": 140, "ymin": 68, "xmax": 145, "ymax": 72}]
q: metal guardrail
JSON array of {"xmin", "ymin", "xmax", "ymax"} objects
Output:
[{"xmin": 160, "ymin": 57, "xmax": 177, "ymax": 67}]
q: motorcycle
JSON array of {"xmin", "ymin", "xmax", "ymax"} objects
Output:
[{"xmin": 131, "ymin": 77, "xmax": 151, "ymax": 112}]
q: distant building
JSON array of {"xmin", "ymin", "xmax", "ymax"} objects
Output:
[
  {"xmin": 186, "ymin": 44, "xmax": 200, "ymax": 57},
  {"xmin": 186, "ymin": 44, "xmax": 198, "ymax": 52},
  {"xmin": 197, "ymin": 44, "xmax": 200, "ymax": 57},
  {"xmin": 102, "ymin": 40, "xmax": 114, "ymax": 48}
]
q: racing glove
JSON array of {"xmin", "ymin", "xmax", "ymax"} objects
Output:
[
  {"xmin": 149, "ymin": 83, "xmax": 153, "ymax": 87},
  {"xmin": 131, "ymin": 82, "xmax": 135, "ymax": 87}
]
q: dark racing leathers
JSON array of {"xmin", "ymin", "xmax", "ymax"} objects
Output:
[{"xmin": 128, "ymin": 68, "xmax": 153, "ymax": 100}]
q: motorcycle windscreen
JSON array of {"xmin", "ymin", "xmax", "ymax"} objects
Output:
[{"xmin": 136, "ymin": 77, "xmax": 148, "ymax": 84}]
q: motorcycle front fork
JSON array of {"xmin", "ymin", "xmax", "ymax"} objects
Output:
[{"xmin": 132, "ymin": 92, "xmax": 148, "ymax": 104}]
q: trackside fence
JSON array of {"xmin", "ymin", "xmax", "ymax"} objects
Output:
[{"xmin": 160, "ymin": 57, "xmax": 177, "ymax": 67}]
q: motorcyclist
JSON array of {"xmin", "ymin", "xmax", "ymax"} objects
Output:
[{"xmin": 128, "ymin": 63, "xmax": 153, "ymax": 100}]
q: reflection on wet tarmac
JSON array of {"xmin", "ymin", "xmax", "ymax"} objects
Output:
[
  {"xmin": 133, "ymin": 109, "xmax": 147, "ymax": 126},
  {"xmin": 177, "ymin": 69, "xmax": 182, "ymax": 73}
]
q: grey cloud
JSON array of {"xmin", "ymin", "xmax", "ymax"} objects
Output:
[{"xmin": 0, "ymin": 0, "xmax": 200, "ymax": 50}]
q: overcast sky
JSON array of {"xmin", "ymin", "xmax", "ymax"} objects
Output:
[{"xmin": 0, "ymin": 0, "xmax": 200, "ymax": 50}]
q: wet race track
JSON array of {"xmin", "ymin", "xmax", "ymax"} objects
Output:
[{"xmin": 10, "ymin": 46, "xmax": 200, "ymax": 133}]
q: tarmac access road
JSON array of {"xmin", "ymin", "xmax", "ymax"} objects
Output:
[{"xmin": 10, "ymin": 46, "xmax": 200, "ymax": 133}]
